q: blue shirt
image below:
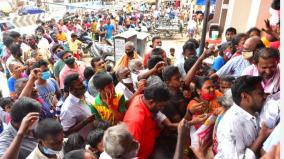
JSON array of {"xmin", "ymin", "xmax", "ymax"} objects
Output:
[
  {"xmin": 104, "ymin": 24, "xmax": 115, "ymax": 40},
  {"xmin": 35, "ymin": 78, "xmax": 60, "ymax": 108},
  {"xmin": 212, "ymin": 55, "xmax": 225, "ymax": 71},
  {"xmin": 216, "ymin": 56, "xmax": 251, "ymax": 78},
  {"xmin": 7, "ymin": 77, "xmax": 16, "ymax": 93}
]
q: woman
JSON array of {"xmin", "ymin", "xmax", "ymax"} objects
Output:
[{"xmin": 184, "ymin": 76, "xmax": 223, "ymax": 158}]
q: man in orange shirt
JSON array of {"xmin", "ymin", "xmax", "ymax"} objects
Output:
[{"xmin": 123, "ymin": 84, "xmax": 170, "ymax": 159}]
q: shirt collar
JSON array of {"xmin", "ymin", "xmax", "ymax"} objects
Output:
[
  {"xmin": 69, "ymin": 93, "xmax": 81, "ymax": 103},
  {"xmin": 232, "ymin": 103, "xmax": 258, "ymax": 121}
]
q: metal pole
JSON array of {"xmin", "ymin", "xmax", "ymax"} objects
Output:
[{"xmin": 198, "ymin": 0, "xmax": 210, "ymax": 56}]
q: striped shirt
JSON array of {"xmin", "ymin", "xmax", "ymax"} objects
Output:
[{"xmin": 216, "ymin": 56, "xmax": 251, "ymax": 78}]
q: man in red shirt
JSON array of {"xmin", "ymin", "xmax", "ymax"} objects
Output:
[
  {"xmin": 123, "ymin": 84, "xmax": 170, "ymax": 159},
  {"xmin": 143, "ymin": 36, "xmax": 166, "ymax": 68}
]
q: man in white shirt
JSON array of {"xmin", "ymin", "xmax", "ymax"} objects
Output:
[
  {"xmin": 215, "ymin": 75, "xmax": 273, "ymax": 159},
  {"xmin": 60, "ymin": 73, "xmax": 95, "ymax": 139},
  {"xmin": 115, "ymin": 67, "xmax": 136, "ymax": 101}
]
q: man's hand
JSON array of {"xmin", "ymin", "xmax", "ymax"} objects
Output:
[
  {"xmin": 18, "ymin": 112, "xmax": 40, "ymax": 135},
  {"xmin": 85, "ymin": 115, "xmax": 96, "ymax": 124},
  {"xmin": 262, "ymin": 19, "xmax": 273, "ymax": 34},
  {"xmin": 104, "ymin": 89, "xmax": 115, "ymax": 109},
  {"xmin": 177, "ymin": 119, "xmax": 191, "ymax": 139},
  {"xmin": 153, "ymin": 61, "xmax": 165, "ymax": 73},
  {"xmin": 29, "ymin": 68, "xmax": 41, "ymax": 81},
  {"xmin": 136, "ymin": 79, "xmax": 147, "ymax": 94}
]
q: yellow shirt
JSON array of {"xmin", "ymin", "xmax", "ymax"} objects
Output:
[
  {"xmin": 56, "ymin": 33, "xmax": 67, "ymax": 42},
  {"xmin": 67, "ymin": 39, "xmax": 82, "ymax": 53}
]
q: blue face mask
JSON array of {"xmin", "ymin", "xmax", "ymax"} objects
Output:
[
  {"xmin": 42, "ymin": 147, "xmax": 60, "ymax": 155},
  {"xmin": 41, "ymin": 71, "xmax": 50, "ymax": 80}
]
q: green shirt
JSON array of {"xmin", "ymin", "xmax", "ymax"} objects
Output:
[
  {"xmin": 89, "ymin": 93, "xmax": 126, "ymax": 125},
  {"xmin": 53, "ymin": 60, "xmax": 65, "ymax": 78}
]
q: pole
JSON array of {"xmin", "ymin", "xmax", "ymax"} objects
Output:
[{"xmin": 198, "ymin": 0, "xmax": 210, "ymax": 56}]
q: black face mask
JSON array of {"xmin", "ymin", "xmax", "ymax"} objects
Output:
[
  {"xmin": 64, "ymin": 57, "xmax": 75, "ymax": 65},
  {"xmin": 126, "ymin": 50, "xmax": 134, "ymax": 56}
]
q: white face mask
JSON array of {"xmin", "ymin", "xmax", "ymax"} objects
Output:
[
  {"xmin": 122, "ymin": 77, "xmax": 133, "ymax": 84},
  {"xmin": 242, "ymin": 51, "xmax": 253, "ymax": 60}
]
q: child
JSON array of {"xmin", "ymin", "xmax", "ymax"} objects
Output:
[
  {"xmin": 87, "ymin": 129, "xmax": 105, "ymax": 159},
  {"xmin": 218, "ymin": 76, "xmax": 235, "ymax": 93},
  {"xmin": 168, "ymin": 48, "xmax": 176, "ymax": 65},
  {"xmin": 0, "ymin": 97, "xmax": 13, "ymax": 132}
]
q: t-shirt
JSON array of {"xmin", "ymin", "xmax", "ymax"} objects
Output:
[
  {"xmin": 104, "ymin": 24, "xmax": 115, "ymax": 40},
  {"xmin": 7, "ymin": 77, "xmax": 16, "ymax": 93},
  {"xmin": 89, "ymin": 93, "xmax": 126, "ymax": 125},
  {"xmin": 53, "ymin": 60, "xmax": 65, "ymax": 78},
  {"xmin": 67, "ymin": 39, "xmax": 82, "ymax": 53},
  {"xmin": 212, "ymin": 55, "xmax": 225, "ymax": 71},
  {"xmin": 123, "ymin": 95, "xmax": 159, "ymax": 159},
  {"xmin": 35, "ymin": 78, "xmax": 60, "ymax": 108}
]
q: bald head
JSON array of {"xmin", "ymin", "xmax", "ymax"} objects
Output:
[
  {"xmin": 116, "ymin": 67, "xmax": 131, "ymax": 80},
  {"xmin": 243, "ymin": 36, "xmax": 261, "ymax": 51}
]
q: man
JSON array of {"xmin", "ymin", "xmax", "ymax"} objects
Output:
[
  {"xmin": 114, "ymin": 41, "xmax": 141, "ymax": 70},
  {"xmin": 115, "ymin": 67, "xmax": 136, "ymax": 101},
  {"xmin": 104, "ymin": 18, "xmax": 116, "ymax": 40},
  {"xmin": 175, "ymin": 41, "xmax": 198, "ymax": 77},
  {"xmin": 59, "ymin": 51, "xmax": 86, "ymax": 90},
  {"xmin": 33, "ymin": 60, "xmax": 61, "ymax": 108},
  {"xmin": 143, "ymin": 36, "xmax": 163, "ymax": 67},
  {"xmin": 210, "ymin": 36, "xmax": 265, "ymax": 78},
  {"xmin": 60, "ymin": 73, "xmax": 95, "ymax": 139},
  {"xmin": 123, "ymin": 84, "xmax": 170, "ymax": 159},
  {"xmin": 27, "ymin": 119, "xmax": 64, "ymax": 159},
  {"xmin": 100, "ymin": 124, "xmax": 140, "ymax": 159},
  {"xmin": 52, "ymin": 45, "xmax": 65, "ymax": 84},
  {"xmin": 90, "ymin": 72, "xmax": 126, "ymax": 125},
  {"xmin": 215, "ymin": 75, "xmax": 272, "ymax": 159},
  {"xmin": 56, "ymin": 28, "xmax": 68, "ymax": 42},
  {"xmin": 0, "ymin": 97, "xmax": 41, "ymax": 158},
  {"xmin": 242, "ymin": 48, "xmax": 280, "ymax": 94},
  {"xmin": 16, "ymin": 74, "xmax": 56, "ymax": 119},
  {"xmin": 49, "ymin": 33, "xmax": 64, "ymax": 62},
  {"xmin": 35, "ymin": 27, "xmax": 51, "ymax": 60}
]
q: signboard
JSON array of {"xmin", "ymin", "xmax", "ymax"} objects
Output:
[{"xmin": 114, "ymin": 38, "xmax": 125, "ymax": 62}]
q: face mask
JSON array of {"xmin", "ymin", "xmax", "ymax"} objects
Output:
[
  {"xmin": 42, "ymin": 147, "xmax": 61, "ymax": 155},
  {"xmin": 122, "ymin": 77, "xmax": 133, "ymax": 84},
  {"xmin": 242, "ymin": 51, "xmax": 253, "ymax": 60},
  {"xmin": 37, "ymin": 35, "xmax": 42, "ymax": 40},
  {"xmin": 200, "ymin": 91, "xmax": 215, "ymax": 101},
  {"xmin": 64, "ymin": 57, "xmax": 75, "ymax": 65},
  {"xmin": 41, "ymin": 71, "xmax": 50, "ymax": 80}
]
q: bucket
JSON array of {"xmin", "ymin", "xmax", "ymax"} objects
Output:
[{"xmin": 211, "ymin": 31, "xmax": 219, "ymax": 40}]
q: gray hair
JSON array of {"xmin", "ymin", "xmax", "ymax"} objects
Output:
[
  {"xmin": 129, "ymin": 59, "xmax": 142, "ymax": 73},
  {"xmin": 125, "ymin": 41, "xmax": 135, "ymax": 49},
  {"xmin": 103, "ymin": 124, "xmax": 138, "ymax": 159},
  {"xmin": 217, "ymin": 89, "xmax": 234, "ymax": 108},
  {"xmin": 15, "ymin": 78, "xmax": 29, "ymax": 95}
]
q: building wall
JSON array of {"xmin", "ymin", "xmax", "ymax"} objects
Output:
[
  {"xmin": 224, "ymin": 0, "xmax": 253, "ymax": 33},
  {"xmin": 223, "ymin": 0, "xmax": 273, "ymax": 34}
]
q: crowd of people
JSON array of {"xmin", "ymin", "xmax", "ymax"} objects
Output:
[{"xmin": 0, "ymin": 0, "xmax": 281, "ymax": 159}]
